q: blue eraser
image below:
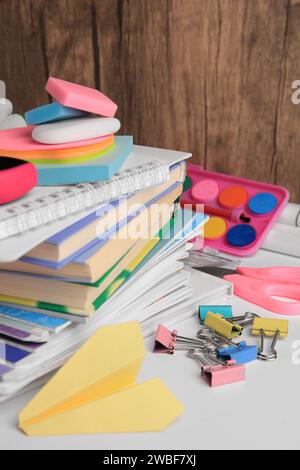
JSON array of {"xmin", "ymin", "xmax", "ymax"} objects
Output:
[
  {"xmin": 25, "ymin": 102, "xmax": 89, "ymax": 125},
  {"xmin": 248, "ymin": 193, "xmax": 278, "ymax": 215},
  {"xmin": 199, "ymin": 305, "xmax": 233, "ymax": 324}
]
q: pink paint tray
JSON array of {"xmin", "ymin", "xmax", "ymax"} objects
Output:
[{"xmin": 180, "ymin": 164, "xmax": 290, "ymax": 257}]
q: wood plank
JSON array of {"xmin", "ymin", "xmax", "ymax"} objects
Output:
[
  {"xmin": 97, "ymin": 0, "xmax": 298, "ymax": 193},
  {"xmin": 0, "ymin": 0, "xmax": 299, "ymax": 200},
  {"xmin": 42, "ymin": 0, "xmax": 96, "ymax": 88},
  {"xmin": 93, "ymin": 0, "xmax": 125, "ymax": 128},
  {"xmin": 97, "ymin": 0, "xmax": 207, "ymax": 157},
  {"xmin": 161, "ymin": 0, "xmax": 208, "ymax": 166},
  {"xmin": 0, "ymin": 0, "xmax": 48, "ymax": 114},
  {"xmin": 275, "ymin": 1, "xmax": 300, "ymax": 202},
  {"xmin": 204, "ymin": 0, "xmax": 289, "ymax": 184}
]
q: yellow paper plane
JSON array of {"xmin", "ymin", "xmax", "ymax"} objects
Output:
[{"xmin": 19, "ymin": 321, "xmax": 184, "ymax": 436}]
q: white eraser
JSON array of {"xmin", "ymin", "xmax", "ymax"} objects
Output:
[{"xmin": 32, "ymin": 117, "xmax": 121, "ymax": 144}]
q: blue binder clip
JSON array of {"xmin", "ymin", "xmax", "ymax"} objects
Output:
[
  {"xmin": 217, "ymin": 342, "xmax": 258, "ymax": 365},
  {"xmin": 197, "ymin": 328, "xmax": 258, "ymax": 365}
]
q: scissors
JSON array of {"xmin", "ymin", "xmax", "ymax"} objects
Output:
[{"xmin": 199, "ymin": 266, "xmax": 300, "ymax": 316}]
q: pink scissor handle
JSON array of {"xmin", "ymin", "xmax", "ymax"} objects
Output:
[
  {"xmin": 237, "ymin": 267, "xmax": 300, "ymax": 286},
  {"xmin": 224, "ymin": 274, "xmax": 300, "ymax": 315}
]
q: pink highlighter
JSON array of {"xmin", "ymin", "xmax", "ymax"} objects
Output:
[
  {"xmin": 0, "ymin": 157, "xmax": 37, "ymax": 205},
  {"xmin": 181, "ymin": 164, "xmax": 290, "ymax": 257}
]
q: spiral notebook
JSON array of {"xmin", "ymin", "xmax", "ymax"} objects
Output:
[{"xmin": 0, "ymin": 145, "xmax": 191, "ymax": 263}]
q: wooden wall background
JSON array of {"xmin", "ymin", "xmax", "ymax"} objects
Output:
[{"xmin": 0, "ymin": 0, "xmax": 299, "ymax": 201}]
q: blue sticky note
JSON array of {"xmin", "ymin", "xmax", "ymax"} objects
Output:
[
  {"xmin": 199, "ymin": 305, "xmax": 233, "ymax": 324},
  {"xmin": 37, "ymin": 136, "xmax": 133, "ymax": 186},
  {"xmin": 25, "ymin": 102, "xmax": 88, "ymax": 125},
  {"xmin": 0, "ymin": 305, "xmax": 68, "ymax": 330}
]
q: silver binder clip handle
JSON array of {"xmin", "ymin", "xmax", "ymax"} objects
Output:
[
  {"xmin": 229, "ymin": 312, "xmax": 261, "ymax": 328},
  {"xmin": 187, "ymin": 348, "xmax": 228, "ymax": 367},
  {"xmin": 257, "ymin": 329, "xmax": 279, "ymax": 362}
]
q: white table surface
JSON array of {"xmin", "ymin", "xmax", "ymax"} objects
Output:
[{"xmin": 1, "ymin": 249, "xmax": 299, "ymax": 450}]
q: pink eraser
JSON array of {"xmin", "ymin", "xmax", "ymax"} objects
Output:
[{"xmin": 46, "ymin": 77, "xmax": 118, "ymax": 118}]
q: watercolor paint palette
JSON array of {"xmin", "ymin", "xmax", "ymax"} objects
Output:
[{"xmin": 181, "ymin": 164, "xmax": 289, "ymax": 257}]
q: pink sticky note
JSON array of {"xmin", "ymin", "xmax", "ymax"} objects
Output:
[
  {"xmin": 46, "ymin": 77, "xmax": 118, "ymax": 117},
  {"xmin": 0, "ymin": 127, "xmax": 111, "ymax": 152}
]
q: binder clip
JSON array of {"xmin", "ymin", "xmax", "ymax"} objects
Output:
[
  {"xmin": 252, "ymin": 318, "xmax": 289, "ymax": 337},
  {"xmin": 197, "ymin": 327, "xmax": 241, "ymax": 349},
  {"xmin": 199, "ymin": 305, "xmax": 233, "ymax": 324},
  {"xmin": 154, "ymin": 324, "xmax": 204, "ymax": 354},
  {"xmin": 187, "ymin": 349, "xmax": 246, "ymax": 388},
  {"xmin": 204, "ymin": 311, "xmax": 243, "ymax": 339},
  {"xmin": 217, "ymin": 341, "xmax": 258, "ymax": 365},
  {"xmin": 230, "ymin": 312, "xmax": 260, "ymax": 327},
  {"xmin": 197, "ymin": 328, "xmax": 258, "ymax": 365},
  {"xmin": 252, "ymin": 318, "xmax": 289, "ymax": 362}
]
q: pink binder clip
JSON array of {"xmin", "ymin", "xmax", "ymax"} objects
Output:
[
  {"xmin": 154, "ymin": 325, "xmax": 204, "ymax": 354},
  {"xmin": 188, "ymin": 349, "xmax": 246, "ymax": 387}
]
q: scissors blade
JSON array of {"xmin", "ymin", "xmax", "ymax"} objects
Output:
[{"xmin": 196, "ymin": 266, "xmax": 238, "ymax": 278}]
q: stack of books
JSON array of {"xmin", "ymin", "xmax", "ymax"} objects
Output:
[{"xmin": 0, "ymin": 139, "xmax": 208, "ymax": 401}]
